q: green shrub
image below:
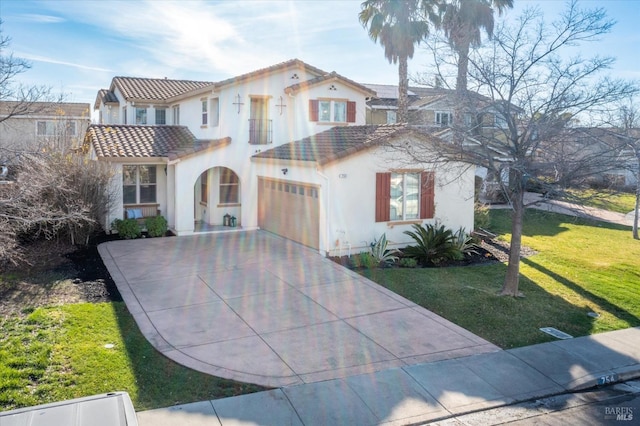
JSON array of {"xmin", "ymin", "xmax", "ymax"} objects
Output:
[
  {"xmin": 399, "ymin": 257, "xmax": 418, "ymax": 268},
  {"xmin": 349, "ymin": 252, "xmax": 377, "ymax": 269},
  {"xmin": 145, "ymin": 216, "xmax": 168, "ymax": 238},
  {"xmin": 403, "ymin": 224, "xmax": 461, "ymax": 266},
  {"xmin": 370, "ymin": 233, "xmax": 399, "ymax": 266},
  {"xmin": 111, "ymin": 218, "xmax": 141, "ymax": 239}
]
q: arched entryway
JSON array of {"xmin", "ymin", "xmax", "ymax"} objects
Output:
[{"xmin": 194, "ymin": 166, "xmax": 241, "ymax": 231}]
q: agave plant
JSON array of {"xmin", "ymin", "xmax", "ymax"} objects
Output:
[
  {"xmin": 453, "ymin": 228, "xmax": 479, "ymax": 260},
  {"xmin": 370, "ymin": 233, "xmax": 399, "ymax": 266},
  {"xmin": 403, "ymin": 224, "xmax": 460, "ymax": 266}
]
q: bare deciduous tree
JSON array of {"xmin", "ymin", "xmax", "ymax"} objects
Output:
[
  {"xmin": 406, "ymin": 1, "xmax": 638, "ymax": 296},
  {"xmin": 0, "ymin": 22, "xmax": 115, "ymax": 268}
]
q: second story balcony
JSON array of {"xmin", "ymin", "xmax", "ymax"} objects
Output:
[{"xmin": 249, "ymin": 119, "xmax": 273, "ymax": 145}]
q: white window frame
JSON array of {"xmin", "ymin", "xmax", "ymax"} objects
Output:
[
  {"xmin": 172, "ymin": 105, "xmax": 180, "ymax": 125},
  {"xmin": 389, "ymin": 172, "xmax": 421, "ymax": 221},
  {"xmin": 201, "ymin": 99, "xmax": 208, "ymax": 126},
  {"xmin": 318, "ymin": 99, "xmax": 348, "ymax": 123},
  {"xmin": 123, "ymin": 165, "xmax": 157, "ymax": 205},
  {"xmin": 36, "ymin": 121, "xmax": 56, "ymax": 136},
  {"xmin": 155, "ymin": 108, "xmax": 167, "ymax": 125},
  {"xmin": 210, "ymin": 98, "xmax": 219, "ymax": 127},
  {"xmin": 135, "ymin": 107, "xmax": 147, "ymax": 124},
  {"xmin": 386, "ymin": 110, "xmax": 397, "ymax": 124},
  {"xmin": 219, "ymin": 168, "xmax": 239, "ymax": 205},
  {"xmin": 435, "ymin": 111, "xmax": 453, "ymax": 126}
]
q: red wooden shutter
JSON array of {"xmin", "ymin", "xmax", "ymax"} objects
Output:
[
  {"xmin": 375, "ymin": 173, "xmax": 391, "ymax": 222},
  {"xmin": 309, "ymin": 100, "xmax": 319, "ymax": 121},
  {"xmin": 347, "ymin": 101, "xmax": 356, "ymax": 122},
  {"xmin": 420, "ymin": 171, "xmax": 435, "ymax": 219}
]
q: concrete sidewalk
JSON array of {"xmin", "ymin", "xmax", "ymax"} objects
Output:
[{"xmin": 136, "ymin": 326, "xmax": 640, "ymax": 425}]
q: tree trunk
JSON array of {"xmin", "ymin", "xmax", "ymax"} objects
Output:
[
  {"xmin": 398, "ymin": 55, "xmax": 409, "ymax": 123},
  {"xmin": 456, "ymin": 41, "xmax": 470, "ymax": 94},
  {"xmin": 500, "ymin": 179, "xmax": 525, "ymax": 297}
]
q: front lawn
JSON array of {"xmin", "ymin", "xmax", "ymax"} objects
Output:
[
  {"xmin": 361, "ymin": 209, "xmax": 640, "ymax": 349},
  {"xmin": 0, "ymin": 302, "xmax": 265, "ymax": 412},
  {"xmin": 563, "ymin": 189, "xmax": 637, "ymax": 214}
]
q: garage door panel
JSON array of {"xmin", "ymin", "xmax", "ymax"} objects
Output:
[{"xmin": 258, "ymin": 178, "xmax": 319, "ymax": 249}]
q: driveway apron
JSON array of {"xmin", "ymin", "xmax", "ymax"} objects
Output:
[{"xmin": 99, "ymin": 231, "xmax": 499, "ymax": 387}]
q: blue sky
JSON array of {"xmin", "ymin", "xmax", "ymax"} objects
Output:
[{"xmin": 2, "ymin": 0, "xmax": 638, "ymax": 108}]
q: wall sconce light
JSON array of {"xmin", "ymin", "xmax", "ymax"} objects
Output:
[{"xmin": 281, "ymin": 168, "xmax": 288, "ymax": 175}]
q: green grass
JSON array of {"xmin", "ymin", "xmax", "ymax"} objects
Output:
[
  {"xmin": 361, "ymin": 209, "xmax": 640, "ymax": 349},
  {"xmin": 564, "ymin": 189, "xmax": 637, "ymax": 214},
  {"xmin": 0, "ymin": 302, "xmax": 265, "ymax": 412}
]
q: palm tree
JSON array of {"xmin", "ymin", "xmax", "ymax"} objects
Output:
[
  {"xmin": 359, "ymin": 0, "xmax": 438, "ymax": 123},
  {"xmin": 440, "ymin": 0, "xmax": 513, "ymax": 93}
]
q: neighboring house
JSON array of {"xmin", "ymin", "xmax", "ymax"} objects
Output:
[
  {"xmin": 0, "ymin": 101, "xmax": 91, "ymax": 164},
  {"xmin": 364, "ymin": 84, "xmax": 508, "ymax": 130},
  {"xmin": 535, "ymin": 127, "xmax": 640, "ymax": 189},
  {"xmin": 85, "ymin": 59, "xmax": 474, "ymax": 255}
]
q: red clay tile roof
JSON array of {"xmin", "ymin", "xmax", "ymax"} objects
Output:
[
  {"xmin": 86, "ymin": 124, "xmax": 229, "ymax": 159},
  {"xmin": 253, "ymin": 124, "xmax": 435, "ymax": 165},
  {"xmin": 213, "ymin": 59, "xmax": 328, "ymax": 89},
  {"xmin": 111, "ymin": 77, "xmax": 213, "ymax": 102},
  {"xmin": 285, "ymin": 72, "xmax": 375, "ymax": 96},
  {"xmin": 94, "ymin": 89, "xmax": 119, "ymax": 110}
]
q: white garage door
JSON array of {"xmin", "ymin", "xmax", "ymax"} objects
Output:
[{"xmin": 258, "ymin": 178, "xmax": 320, "ymax": 250}]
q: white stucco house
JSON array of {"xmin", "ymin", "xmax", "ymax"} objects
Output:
[{"xmin": 86, "ymin": 59, "xmax": 474, "ymax": 255}]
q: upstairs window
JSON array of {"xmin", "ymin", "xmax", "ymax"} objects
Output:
[
  {"xmin": 36, "ymin": 121, "xmax": 77, "ymax": 136},
  {"xmin": 436, "ymin": 111, "xmax": 453, "ymax": 126},
  {"xmin": 172, "ymin": 105, "xmax": 180, "ymax": 125},
  {"xmin": 210, "ymin": 98, "xmax": 219, "ymax": 127},
  {"xmin": 309, "ymin": 100, "xmax": 356, "ymax": 123},
  {"xmin": 201, "ymin": 99, "xmax": 208, "ymax": 125},
  {"xmin": 386, "ymin": 110, "xmax": 397, "ymax": 124},
  {"xmin": 36, "ymin": 121, "xmax": 56, "ymax": 136},
  {"xmin": 123, "ymin": 106, "xmax": 127, "ymax": 124},
  {"xmin": 135, "ymin": 107, "xmax": 147, "ymax": 124},
  {"xmin": 155, "ymin": 108, "xmax": 167, "ymax": 125}
]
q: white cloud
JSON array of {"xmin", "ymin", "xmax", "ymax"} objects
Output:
[
  {"xmin": 16, "ymin": 13, "xmax": 65, "ymax": 23},
  {"xmin": 18, "ymin": 53, "xmax": 113, "ymax": 73}
]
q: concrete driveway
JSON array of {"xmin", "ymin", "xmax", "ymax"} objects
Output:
[{"xmin": 99, "ymin": 230, "xmax": 499, "ymax": 387}]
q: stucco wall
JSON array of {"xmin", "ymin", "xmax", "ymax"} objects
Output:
[{"xmin": 252, "ymin": 139, "xmax": 475, "ymax": 256}]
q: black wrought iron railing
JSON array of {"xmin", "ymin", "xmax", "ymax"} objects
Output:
[{"xmin": 248, "ymin": 119, "xmax": 272, "ymax": 145}]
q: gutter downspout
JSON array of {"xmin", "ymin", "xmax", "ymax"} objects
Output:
[{"xmin": 316, "ymin": 167, "xmax": 330, "ymax": 257}]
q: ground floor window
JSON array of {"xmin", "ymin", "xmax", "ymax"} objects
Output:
[
  {"xmin": 123, "ymin": 165, "xmax": 156, "ymax": 204},
  {"xmin": 219, "ymin": 168, "xmax": 239, "ymax": 204},
  {"xmin": 375, "ymin": 171, "xmax": 434, "ymax": 222}
]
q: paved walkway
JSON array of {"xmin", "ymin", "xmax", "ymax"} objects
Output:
[
  {"xmin": 136, "ymin": 327, "xmax": 640, "ymax": 425},
  {"xmin": 99, "ymin": 231, "xmax": 498, "ymax": 388}
]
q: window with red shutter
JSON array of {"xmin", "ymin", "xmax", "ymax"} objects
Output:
[
  {"xmin": 347, "ymin": 101, "xmax": 356, "ymax": 123},
  {"xmin": 375, "ymin": 173, "xmax": 391, "ymax": 222},
  {"xmin": 309, "ymin": 100, "xmax": 319, "ymax": 121},
  {"xmin": 420, "ymin": 171, "xmax": 435, "ymax": 219}
]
